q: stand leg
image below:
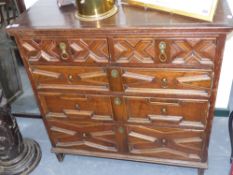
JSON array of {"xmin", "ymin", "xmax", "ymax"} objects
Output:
[
  {"xmin": 0, "ymin": 90, "xmax": 41, "ymax": 175},
  {"xmin": 197, "ymin": 168, "xmax": 205, "ymax": 175},
  {"xmin": 56, "ymin": 153, "xmax": 65, "ymax": 162},
  {"xmin": 229, "ymin": 111, "xmax": 233, "ymax": 163}
]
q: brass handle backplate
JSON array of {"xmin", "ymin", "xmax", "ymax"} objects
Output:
[
  {"xmin": 111, "ymin": 69, "xmax": 119, "ymax": 78},
  {"xmin": 59, "ymin": 42, "xmax": 69, "ymax": 60},
  {"xmin": 159, "ymin": 41, "xmax": 167, "ymax": 63}
]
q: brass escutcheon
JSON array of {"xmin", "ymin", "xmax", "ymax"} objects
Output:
[
  {"xmin": 114, "ymin": 97, "xmax": 121, "ymax": 105},
  {"xmin": 118, "ymin": 127, "xmax": 124, "ymax": 134},
  {"xmin": 111, "ymin": 69, "xmax": 119, "ymax": 78}
]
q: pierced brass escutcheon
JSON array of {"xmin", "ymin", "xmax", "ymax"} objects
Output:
[
  {"xmin": 118, "ymin": 127, "xmax": 124, "ymax": 134},
  {"xmin": 59, "ymin": 42, "xmax": 69, "ymax": 60},
  {"xmin": 114, "ymin": 97, "xmax": 121, "ymax": 105},
  {"xmin": 111, "ymin": 69, "xmax": 119, "ymax": 78},
  {"xmin": 159, "ymin": 41, "xmax": 168, "ymax": 63}
]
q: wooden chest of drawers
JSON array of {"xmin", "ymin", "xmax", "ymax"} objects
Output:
[{"xmin": 7, "ymin": 0, "xmax": 233, "ymax": 174}]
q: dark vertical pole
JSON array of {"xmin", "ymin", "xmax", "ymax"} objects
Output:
[{"xmin": 0, "ymin": 87, "xmax": 41, "ymax": 175}]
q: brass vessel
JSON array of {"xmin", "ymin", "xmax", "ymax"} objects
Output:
[{"xmin": 75, "ymin": 0, "xmax": 118, "ymax": 21}]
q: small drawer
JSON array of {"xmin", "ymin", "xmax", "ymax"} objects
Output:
[
  {"xmin": 121, "ymin": 68, "xmax": 213, "ymax": 98},
  {"xmin": 30, "ymin": 65, "xmax": 109, "ymax": 92},
  {"xmin": 126, "ymin": 125, "xmax": 204, "ymax": 162},
  {"xmin": 48, "ymin": 120, "xmax": 119, "ymax": 153},
  {"xmin": 111, "ymin": 38, "xmax": 216, "ymax": 67},
  {"xmin": 124, "ymin": 96, "xmax": 209, "ymax": 129},
  {"xmin": 39, "ymin": 92, "xmax": 115, "ymax": 122},
  {"xmin": 20, "ymin": 38, "xmax": 109, "ymax": 65}
]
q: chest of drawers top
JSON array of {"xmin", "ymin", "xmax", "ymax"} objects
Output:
[{"xmin": 6, "ymin": 0, "xmax": 233, "ymax": 35}]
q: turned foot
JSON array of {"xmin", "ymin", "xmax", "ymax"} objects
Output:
[
  {"xmin": 197, "ymin": 168, "xmax": 205, "ymax": 175},
  {"xmin": 56, "ymin": 153, "xmax": 65, "ymax": 162}
]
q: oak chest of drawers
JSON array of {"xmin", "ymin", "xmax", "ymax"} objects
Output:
[{"xmin": 7, "ymin": 0, "xmax": 233, "ymax": 174}]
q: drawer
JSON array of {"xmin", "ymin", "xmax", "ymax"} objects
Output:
[
  {"xmin": 124, "ymin": 96, "xmax": 209, "ymax": 129},
  {"xmin": 47, "ymin": 120, "xmax": 119, "ymax": 153},
  {"xmin": 20, "ymin": 38, "xmax": 109, "ymax": 65},
  {"xmin": 39, "ymin": 92, "xmax": 115, "ymax": 122},
  {"xmin": 111, "ymin": 38, "xmax": 216, "ymax": 67},
  {"xmin": 121, "ymin": 68, "xmax": 213, "ymax": 98},
  {"xmin": 30, "ymin": 66, "xmax": 109, "ymax": 92},
  {"xmin": 126, "ymin": 125, "xmax": 204, "ymax": 162}
]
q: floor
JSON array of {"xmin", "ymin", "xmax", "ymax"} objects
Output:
[{"xmin": 17, "ymin": 117, "xmax": 231, "ymax": 175}]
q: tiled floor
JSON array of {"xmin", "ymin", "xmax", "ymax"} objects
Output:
[{"xmin": 17, "ymin": 117, "xmax": 231, "ymax": 175}]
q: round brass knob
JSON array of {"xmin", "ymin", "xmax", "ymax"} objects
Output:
[
  {"xmin": 118, "ymin": 127, "xmax": 124, "ymax": 134},
  {"xmin": 82, "ymin": 133, "xmax": 87, "ymax": 137},
  {"xmin": 68, "ymin": 75, "xmax": 73, "ymax": 80},
  {"xmin": 161, "ymin": 107, "xmax": 167, "ymax": 114},
  {"xmin": 161, "ymin": 77, "xmax": 168, "ymax": 88},
  {"xmin": 111, "ymin": 69, "xmax": 119, "ymax": 78},
  {"xmin": 114, "ymin": 97, "xmax": 121, "ymax": 106},
  {"xmin": 161, "ymin": 138, "xmax": 167, "ymax": 145}
]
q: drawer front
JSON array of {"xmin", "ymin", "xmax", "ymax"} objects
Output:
[
  {"xmin": 47, "ymin": 120, "xmax": 119, "ymax": 153},
  {"xmin": 20, "ymin": 38, "xmax": 109, "ymax": 65},
  {"xmin": 126, "ymin": 125, "xmax": 204, "ymax": 162},
  {"xmin": 39, "ymin": 92, "xmax": 115, "ymax": 122},
  {"xmin": 111, "ymin": 38, "xmax": 216, "ymax": 67},
  {"xmin": 30, "ymin": 66, "xmax": 109, "ymax": 92},
  {"xmin": 124, "ymin": 97, "xmax": 209, "ymax": 129},
  {"xmin": 121, "ymin": 68, "xmax": 213, "ymax": 97}
]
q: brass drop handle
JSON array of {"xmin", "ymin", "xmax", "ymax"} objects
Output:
[
  {"xmin": 161, "ymin": 77, "xmax": 168, "ymax": 88},
  {"xmin": 111, "ymin": 69, "xmax": 119, "ymax": 78},
  {"xmin": 114, "ymin": 97, "xmax": 122, "ymax": 106},
  {"xmin": 59, "ymin": 42, "xmax": 69, "ymax": 60},
  {"xmin": 159, "ymin": 41, "xmax": 167, "ymax": 63}
]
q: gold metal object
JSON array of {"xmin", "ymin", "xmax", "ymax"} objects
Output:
[
  {"xmin": 161, "ymin": 138, "xmax": 167, "ymax": 145},
  {"xmin": 75, "ymin": 0, "xmax": 118, "ymax": 21},
  {"xmin": 114, "ymin": 97, "xmax": 121, "ymax": 106},
  {"xmin": 68, "ymin": 75, "xmax": 73, "ymax": 80},
  {"xmin": 161, "ymin": 77, "xmax": 168, "ymax": 88},
  {"xmin": 59, "ymin": 42, "xmax": 68, "ymax": 60},
  {"xmin": 161, "ymin": 107, "xmax": 167, "ymax": 114},
  {"xmin": 118, "ymin": 127, "xmax": 124, "ymax": 134},
  {"xmin": 159, "ymin": 41, "xmax": 167, "ymax": 63},
  {"xmin": 111, "ymin": 69, "xmax": 119, "ymax": 78}
]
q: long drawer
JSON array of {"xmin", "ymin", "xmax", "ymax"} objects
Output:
[
  {"xmin": 126, "ymin": 124, "xmax": 204, "ymax": 162},
  {"xmin": 124, "ymin": 96, "xmax": 209, "ymax": 129}
]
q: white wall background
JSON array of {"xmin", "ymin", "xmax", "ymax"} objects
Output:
[{"xmin": 24, "ymin": 0, "xmax": 233, "ymax": 109}]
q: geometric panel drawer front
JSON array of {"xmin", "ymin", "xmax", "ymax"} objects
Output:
[
  {"xmin": 122, "ymin": 68, "xmax": 213, "ymax": 98},
  {"xmin": 124, "ymin": 96, "xmax": 209, "ymax": 129},
  {"xmin": 48, "ymin": 120, "xmax": 119, "ymax": 153},
  {"xmin": 20, "ymin": 38, "xmax": 109, "ymax": 65},
  {"xmin": 39, "ymin": 92, "xmax": 115, "ymax": 122},
  {"xmin": 112, "ymin": 38, "xmax": 216, "ymax": 67},
  {"xmin": 126, "ymin": 125, "xmax": 204, "ymax": 162},
  {"xmin": 30, "ymin": 66, "xmax": 109, "ymax": 92}
]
